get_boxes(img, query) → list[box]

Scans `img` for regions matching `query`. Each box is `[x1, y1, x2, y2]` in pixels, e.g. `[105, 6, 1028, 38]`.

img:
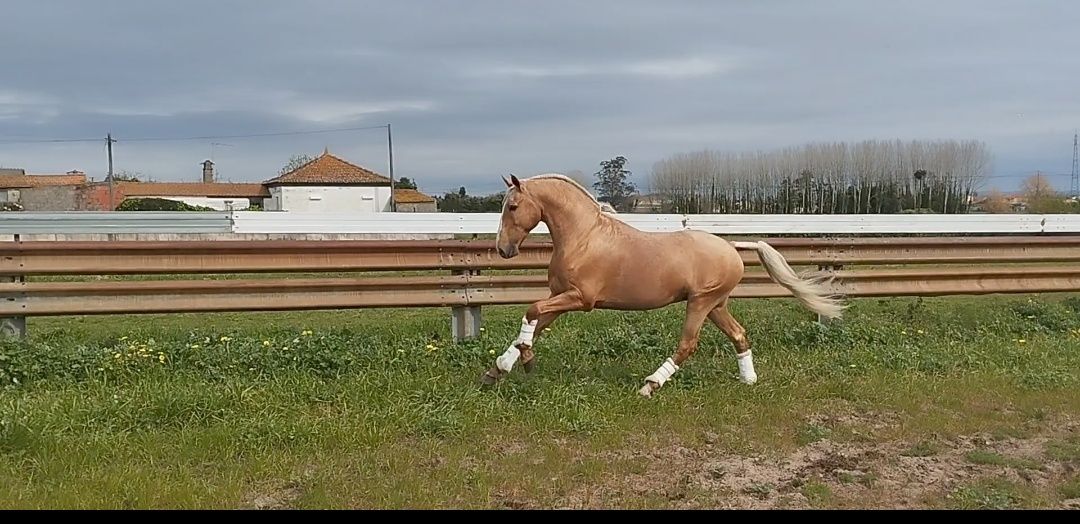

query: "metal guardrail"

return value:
[0, 236, 1079, 339]
[4, 267, 1078, 318]
[2, 211, 1080, 235]
[0, 212, 232, 234]
[1, 236, 1079, 275]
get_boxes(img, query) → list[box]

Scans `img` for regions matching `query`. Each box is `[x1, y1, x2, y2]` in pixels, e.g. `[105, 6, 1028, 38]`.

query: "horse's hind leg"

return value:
[708, 303, 757, 385]
[639, 296, 717, 397]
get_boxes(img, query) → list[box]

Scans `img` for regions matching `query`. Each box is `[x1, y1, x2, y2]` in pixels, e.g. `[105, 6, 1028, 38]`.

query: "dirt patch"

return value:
[549, 414, 1079, 509]
[243, 464, 317, 510]
[246, 481, 305, 510]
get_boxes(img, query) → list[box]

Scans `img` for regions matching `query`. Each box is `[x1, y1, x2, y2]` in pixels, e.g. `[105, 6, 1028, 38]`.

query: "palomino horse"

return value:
[481, 174, 845, 397]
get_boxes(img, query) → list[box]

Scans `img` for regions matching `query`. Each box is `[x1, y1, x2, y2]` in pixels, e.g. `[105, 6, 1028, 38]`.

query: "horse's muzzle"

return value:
[497, 245, 518, 259]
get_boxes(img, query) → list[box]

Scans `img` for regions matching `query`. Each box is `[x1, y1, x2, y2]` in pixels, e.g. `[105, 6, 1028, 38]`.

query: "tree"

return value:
[1022, 172, 1078, 213]
[279, 154, 314, 175]
[980, 189, 1012, 214]
[593, 156, 637, 212]
[396, 177, 417, 189]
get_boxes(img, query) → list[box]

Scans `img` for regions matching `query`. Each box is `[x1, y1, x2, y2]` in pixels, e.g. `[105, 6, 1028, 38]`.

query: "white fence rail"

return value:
[1, 211, 1079, 235]
[230, 211, 1080, 235]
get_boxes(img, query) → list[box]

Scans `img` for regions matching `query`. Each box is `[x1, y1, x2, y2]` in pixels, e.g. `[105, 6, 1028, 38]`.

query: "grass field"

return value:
[1, 292, 1079, 509]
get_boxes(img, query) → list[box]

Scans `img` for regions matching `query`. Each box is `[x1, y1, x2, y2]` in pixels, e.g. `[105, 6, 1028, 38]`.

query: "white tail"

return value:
[731, 240, 846, 320]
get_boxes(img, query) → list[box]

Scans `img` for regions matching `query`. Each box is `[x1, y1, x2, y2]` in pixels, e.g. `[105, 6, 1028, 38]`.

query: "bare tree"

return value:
[648, 139, 990, 215]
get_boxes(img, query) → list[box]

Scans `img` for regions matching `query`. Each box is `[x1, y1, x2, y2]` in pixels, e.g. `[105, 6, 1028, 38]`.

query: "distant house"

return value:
[81, 181, 270, 211]
[0, 149, 438, 212]
[393, 188, 437, 212]
[263, 149, 396, 212]
[0, 169, 88, 210]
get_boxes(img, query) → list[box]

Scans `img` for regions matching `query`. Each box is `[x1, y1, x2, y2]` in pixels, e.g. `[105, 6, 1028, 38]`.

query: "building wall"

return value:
[19, 186, 79, 211]
[268, 185, 391, 212]
[129, 195, 254, 211]
[396, 201, 437, 212]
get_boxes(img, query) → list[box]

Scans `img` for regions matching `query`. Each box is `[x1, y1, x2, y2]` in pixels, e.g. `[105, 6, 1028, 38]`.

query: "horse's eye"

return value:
[508, 204, 518, 211]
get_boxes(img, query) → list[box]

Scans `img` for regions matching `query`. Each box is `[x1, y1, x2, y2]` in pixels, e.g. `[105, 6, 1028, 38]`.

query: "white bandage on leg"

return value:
[644, 358, 680, 387]
[496, 344, 520, 373]
[515, 316, 538, 347]
[737, 350, 757, 384]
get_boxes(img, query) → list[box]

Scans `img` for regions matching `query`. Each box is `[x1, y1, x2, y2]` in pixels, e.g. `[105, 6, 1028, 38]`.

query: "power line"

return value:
[0, 137, 102, 144]
[0, 124, 390, 145]
[120, 124, 390, 143]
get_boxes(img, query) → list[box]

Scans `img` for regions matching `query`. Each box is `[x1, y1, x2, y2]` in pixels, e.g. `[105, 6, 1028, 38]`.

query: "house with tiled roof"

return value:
[0, 169, 88, 210]
[262, 148, 404, 212]
[1, 149, 437, 212]
[393, 188, 437, 212]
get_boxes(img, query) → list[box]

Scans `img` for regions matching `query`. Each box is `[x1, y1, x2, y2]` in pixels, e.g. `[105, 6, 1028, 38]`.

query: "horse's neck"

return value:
[532, 183, 604, 252]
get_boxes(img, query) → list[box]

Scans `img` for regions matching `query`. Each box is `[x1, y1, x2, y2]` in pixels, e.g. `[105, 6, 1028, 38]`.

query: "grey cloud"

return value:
[1, 0, 1078, 196]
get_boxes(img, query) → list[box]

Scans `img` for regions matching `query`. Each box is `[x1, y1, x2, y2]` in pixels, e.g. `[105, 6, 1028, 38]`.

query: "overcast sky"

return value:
[1, 0, 1078, 195]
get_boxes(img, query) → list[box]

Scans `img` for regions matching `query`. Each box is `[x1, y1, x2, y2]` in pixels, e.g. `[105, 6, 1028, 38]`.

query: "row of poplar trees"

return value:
[648, 139, 991, 214]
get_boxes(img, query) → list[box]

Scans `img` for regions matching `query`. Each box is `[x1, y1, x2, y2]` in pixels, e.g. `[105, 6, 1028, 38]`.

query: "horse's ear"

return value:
[502, 175, 512, 188]
[510, 174, 523, 191]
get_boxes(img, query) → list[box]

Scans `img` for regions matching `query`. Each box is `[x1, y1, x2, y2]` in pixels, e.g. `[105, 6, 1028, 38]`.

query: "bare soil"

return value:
[546, 412, 1080, 509]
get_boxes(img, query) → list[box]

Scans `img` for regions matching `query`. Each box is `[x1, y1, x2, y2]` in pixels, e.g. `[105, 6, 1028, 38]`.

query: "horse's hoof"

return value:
[523, 359, 536, 374]
[739, 374, 758, 385]
[480, 369, 502, 386]
[638, 383, 655, 398]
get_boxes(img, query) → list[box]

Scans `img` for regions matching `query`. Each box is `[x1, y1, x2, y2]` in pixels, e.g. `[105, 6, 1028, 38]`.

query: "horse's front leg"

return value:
[520, 311, 563, 373]
[480, 291, 588, 385]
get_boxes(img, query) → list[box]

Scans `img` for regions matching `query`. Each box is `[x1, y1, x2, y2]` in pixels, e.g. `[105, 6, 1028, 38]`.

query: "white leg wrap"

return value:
[737, 350, 757, 384]
[644, 358, 679, 387]
[496, 345, 520, 372]
[515, 316, 537, 347]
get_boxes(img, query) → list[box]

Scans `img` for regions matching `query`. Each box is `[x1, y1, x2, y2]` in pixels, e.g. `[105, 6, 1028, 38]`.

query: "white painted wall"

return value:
[265, 185, 391, 212]
[138, 195, 253, 211]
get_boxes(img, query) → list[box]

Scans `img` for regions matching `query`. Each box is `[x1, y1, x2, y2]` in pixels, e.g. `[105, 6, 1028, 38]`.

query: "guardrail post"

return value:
[451, 269, 482, 342]
[1, 234, 25, 338]
[816, 264, 842, 326]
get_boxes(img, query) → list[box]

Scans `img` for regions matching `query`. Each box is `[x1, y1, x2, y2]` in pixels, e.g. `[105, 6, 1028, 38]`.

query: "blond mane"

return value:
[524, 173, 618, 213]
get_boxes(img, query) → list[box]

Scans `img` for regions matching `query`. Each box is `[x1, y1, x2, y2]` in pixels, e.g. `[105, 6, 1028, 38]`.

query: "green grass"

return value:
[0, 293, 1079, 509]
[965, 450, 1042, 470]
[945, 478, 1037, 509]
[901, 441, 941, 457]
[801, 480, 833, 507]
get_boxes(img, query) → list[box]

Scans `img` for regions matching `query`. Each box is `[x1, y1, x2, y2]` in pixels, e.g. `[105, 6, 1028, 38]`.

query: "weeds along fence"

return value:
[2, 212, 1080, 339]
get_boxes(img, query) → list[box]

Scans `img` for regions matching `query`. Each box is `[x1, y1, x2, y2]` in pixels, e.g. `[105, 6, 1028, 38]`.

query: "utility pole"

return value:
[1071, 131, 1078, 199]
[106, 133, 116, 210]
[387, 123, 396, 211]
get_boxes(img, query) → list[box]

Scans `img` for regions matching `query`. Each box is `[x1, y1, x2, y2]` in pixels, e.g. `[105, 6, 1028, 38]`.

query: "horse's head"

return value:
[496, 174, 542, 259]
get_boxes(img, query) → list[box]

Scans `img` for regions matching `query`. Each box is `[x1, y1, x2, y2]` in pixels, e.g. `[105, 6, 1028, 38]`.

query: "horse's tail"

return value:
[731, 240, 846, 320]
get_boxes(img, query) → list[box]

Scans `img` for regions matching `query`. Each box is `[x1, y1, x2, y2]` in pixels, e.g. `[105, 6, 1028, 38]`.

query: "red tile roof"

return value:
[264, 149, 390, 186]
[0, 172, 87, 188]
[394, 188, 436, 203]
[114, 182, 271, 198]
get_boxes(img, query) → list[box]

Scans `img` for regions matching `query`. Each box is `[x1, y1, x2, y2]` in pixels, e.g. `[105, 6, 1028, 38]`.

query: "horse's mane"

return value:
[525, 173, 618, 214]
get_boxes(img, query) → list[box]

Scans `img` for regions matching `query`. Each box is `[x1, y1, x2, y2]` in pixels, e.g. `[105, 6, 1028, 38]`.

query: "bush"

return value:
[115, 198, 216, 212]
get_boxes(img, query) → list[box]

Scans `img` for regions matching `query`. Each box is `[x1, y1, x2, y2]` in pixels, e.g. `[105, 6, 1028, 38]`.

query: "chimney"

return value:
[201, 160, 214, 183]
